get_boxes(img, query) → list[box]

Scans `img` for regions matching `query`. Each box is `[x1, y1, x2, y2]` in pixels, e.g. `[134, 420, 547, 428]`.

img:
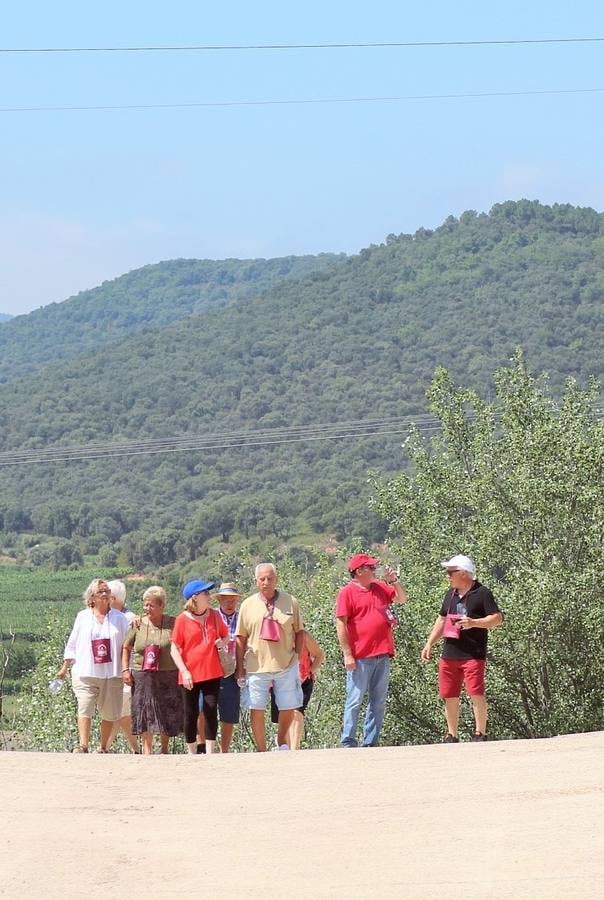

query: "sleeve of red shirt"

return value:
[335, 585, 350, 617]
[380, 581, 396, 603]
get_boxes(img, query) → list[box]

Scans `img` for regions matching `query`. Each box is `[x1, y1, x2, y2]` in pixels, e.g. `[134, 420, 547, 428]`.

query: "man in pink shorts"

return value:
[421, 555, 502, 742]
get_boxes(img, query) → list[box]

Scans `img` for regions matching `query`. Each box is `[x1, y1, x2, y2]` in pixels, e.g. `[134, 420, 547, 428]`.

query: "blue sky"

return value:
[1, 1, 603, 315]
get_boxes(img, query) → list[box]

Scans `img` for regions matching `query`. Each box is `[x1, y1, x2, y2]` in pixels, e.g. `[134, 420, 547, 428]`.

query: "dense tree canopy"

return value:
[1, 200, 603, 561]
[373, 352, 604, 740]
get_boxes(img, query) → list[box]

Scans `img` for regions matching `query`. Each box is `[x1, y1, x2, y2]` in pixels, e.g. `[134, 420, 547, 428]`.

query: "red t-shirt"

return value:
[171, 610, 228, 684]
[335, 580, 397, 659]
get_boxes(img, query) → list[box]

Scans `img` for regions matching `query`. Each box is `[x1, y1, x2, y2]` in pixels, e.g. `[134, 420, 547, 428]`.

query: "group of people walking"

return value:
[55, 553, 502, 753]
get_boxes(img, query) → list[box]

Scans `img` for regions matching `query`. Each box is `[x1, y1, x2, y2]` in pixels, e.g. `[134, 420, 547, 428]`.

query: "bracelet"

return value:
[388, 579, 399, 585]
[121, 668, 130, 673]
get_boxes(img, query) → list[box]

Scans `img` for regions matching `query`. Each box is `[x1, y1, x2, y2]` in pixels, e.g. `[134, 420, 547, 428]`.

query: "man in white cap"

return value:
[421, 554, 502, 742]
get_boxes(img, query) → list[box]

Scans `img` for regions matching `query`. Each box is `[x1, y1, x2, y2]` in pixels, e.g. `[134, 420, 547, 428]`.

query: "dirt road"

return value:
[2, 731, 603, 899]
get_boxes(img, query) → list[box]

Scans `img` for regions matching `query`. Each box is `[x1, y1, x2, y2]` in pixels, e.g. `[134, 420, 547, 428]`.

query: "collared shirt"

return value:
[236, 590, 303, 674]
[439, 580, 501, 660]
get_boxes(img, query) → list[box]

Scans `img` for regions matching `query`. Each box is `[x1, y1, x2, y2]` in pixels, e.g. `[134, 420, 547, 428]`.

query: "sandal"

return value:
[73, 746, 89, 753]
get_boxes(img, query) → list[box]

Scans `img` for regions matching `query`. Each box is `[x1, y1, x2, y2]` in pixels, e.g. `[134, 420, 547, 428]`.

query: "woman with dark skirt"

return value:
[121, 586, 182, 754]
[170, 578, 228, 755]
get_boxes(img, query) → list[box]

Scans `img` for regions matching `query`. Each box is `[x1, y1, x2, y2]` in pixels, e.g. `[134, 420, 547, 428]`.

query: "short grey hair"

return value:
[255, 562, 277, 578]
[107, 579, 127, 604]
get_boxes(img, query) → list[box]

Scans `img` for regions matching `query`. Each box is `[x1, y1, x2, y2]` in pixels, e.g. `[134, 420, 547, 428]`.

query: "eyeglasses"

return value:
[445, 570, 460, 576]
[96, 588, 111, 595]
[358, 564, 376, 572]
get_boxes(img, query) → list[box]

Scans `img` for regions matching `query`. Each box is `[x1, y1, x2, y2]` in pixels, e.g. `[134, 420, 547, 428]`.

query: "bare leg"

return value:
[119, 716, 139, 752]
[277, 709, 295, 747]
[77, 716, 92, 750]
[286, 711, 305, 750]
[220, 723, 235, 753]
[100, 719, 114, 751]
[470, 695, 488, 734]
[160, 734, 170, 754]
[141, 732, 154, 755]
[444, 698, 460, 737]
[250, 709, 268, 751]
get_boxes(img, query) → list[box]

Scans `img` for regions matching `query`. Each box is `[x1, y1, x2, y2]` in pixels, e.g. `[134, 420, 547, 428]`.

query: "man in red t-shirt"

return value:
[335, 554, 408, 747]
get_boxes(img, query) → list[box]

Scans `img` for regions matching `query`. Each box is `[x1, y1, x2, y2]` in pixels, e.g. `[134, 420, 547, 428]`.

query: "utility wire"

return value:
[0, 414, 442, 459]
[1, 409, 600, 467]
[0, 416, 445, 467]
[1, 37, 604, 53]
[2, 86, 603, 114]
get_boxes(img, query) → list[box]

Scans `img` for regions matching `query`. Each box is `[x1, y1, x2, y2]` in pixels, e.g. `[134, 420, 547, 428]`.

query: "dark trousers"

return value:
[182, 678, 221, 743]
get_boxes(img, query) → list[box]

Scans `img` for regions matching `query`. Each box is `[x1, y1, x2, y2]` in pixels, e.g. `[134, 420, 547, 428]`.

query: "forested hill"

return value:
[0, 254, 341, 383]
[1, 200, 603, 564]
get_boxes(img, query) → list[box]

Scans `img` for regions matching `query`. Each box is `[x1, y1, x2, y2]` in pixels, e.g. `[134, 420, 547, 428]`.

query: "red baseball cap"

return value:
[347, 553, 380, 573]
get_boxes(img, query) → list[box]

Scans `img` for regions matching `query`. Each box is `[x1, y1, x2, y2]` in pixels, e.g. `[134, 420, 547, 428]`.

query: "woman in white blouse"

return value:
[56, 578, 130, 753]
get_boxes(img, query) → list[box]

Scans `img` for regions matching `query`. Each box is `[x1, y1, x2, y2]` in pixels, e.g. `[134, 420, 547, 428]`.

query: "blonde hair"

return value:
[183, 597, 198, 614]
[142, 585, 166, 607]
[83, 578, 108, 608]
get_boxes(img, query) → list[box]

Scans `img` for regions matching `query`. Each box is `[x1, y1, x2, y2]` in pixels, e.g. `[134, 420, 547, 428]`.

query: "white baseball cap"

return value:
[440, 554, 476, 575]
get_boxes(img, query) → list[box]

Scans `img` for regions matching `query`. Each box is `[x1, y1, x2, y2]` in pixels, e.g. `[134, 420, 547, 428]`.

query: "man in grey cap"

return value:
[421, 554, 502, 742]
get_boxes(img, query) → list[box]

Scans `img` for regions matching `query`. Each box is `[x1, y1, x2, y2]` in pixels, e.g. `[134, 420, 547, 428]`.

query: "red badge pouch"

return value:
[141, 618, 163, 672]
[383, 605, 398, 629]
[442, 595, 462, 639]
[142, 644, 161, 671]
[260, 615, 281, 642]
[91, 637, 112, 663]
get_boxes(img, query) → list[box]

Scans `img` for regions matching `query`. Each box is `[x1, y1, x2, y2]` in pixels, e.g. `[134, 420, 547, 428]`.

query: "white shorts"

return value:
[72, 674, 124, 721]
[246, 660, 303, 711]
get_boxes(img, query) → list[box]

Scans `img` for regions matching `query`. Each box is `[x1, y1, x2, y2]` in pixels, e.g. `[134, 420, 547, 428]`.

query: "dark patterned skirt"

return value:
[131, 669, 183, 737]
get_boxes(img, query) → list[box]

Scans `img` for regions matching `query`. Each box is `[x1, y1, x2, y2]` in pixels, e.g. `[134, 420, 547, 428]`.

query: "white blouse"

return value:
[64, 608, 129, 679]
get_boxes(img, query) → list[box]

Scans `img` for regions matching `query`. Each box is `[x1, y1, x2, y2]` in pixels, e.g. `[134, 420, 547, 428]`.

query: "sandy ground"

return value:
[1, 731, 603, 900]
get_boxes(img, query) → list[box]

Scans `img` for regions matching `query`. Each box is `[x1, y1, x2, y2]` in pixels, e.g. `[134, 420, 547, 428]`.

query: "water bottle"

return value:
[238, 679, 250, 710]
[48, 678, 64, 695]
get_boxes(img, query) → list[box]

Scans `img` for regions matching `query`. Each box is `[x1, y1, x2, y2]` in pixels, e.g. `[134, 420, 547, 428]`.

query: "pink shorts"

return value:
[439, 658, 486, 698]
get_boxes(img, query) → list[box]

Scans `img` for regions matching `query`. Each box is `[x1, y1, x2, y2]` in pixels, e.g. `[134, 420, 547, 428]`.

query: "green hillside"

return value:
[0, 254, 341, 383]
[1, 200, 602, 565]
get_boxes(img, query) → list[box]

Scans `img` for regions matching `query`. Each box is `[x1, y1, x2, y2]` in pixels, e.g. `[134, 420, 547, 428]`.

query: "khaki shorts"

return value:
[121, 684, 132, 718]
[72, 674, 124, 721]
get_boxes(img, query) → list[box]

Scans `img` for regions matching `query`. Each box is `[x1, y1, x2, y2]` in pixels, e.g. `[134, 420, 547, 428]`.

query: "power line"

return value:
[1, 37, 604, 53]
[0, 416, 443, 467]
[0, 415, 438, 460]
[1, 408, 600, 467]
[2, 86, 603, 114]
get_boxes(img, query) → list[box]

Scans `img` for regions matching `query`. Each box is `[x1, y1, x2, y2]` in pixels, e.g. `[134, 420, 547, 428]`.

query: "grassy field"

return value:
[0, 565, 157, 708]
[0, 566, 116, 636]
